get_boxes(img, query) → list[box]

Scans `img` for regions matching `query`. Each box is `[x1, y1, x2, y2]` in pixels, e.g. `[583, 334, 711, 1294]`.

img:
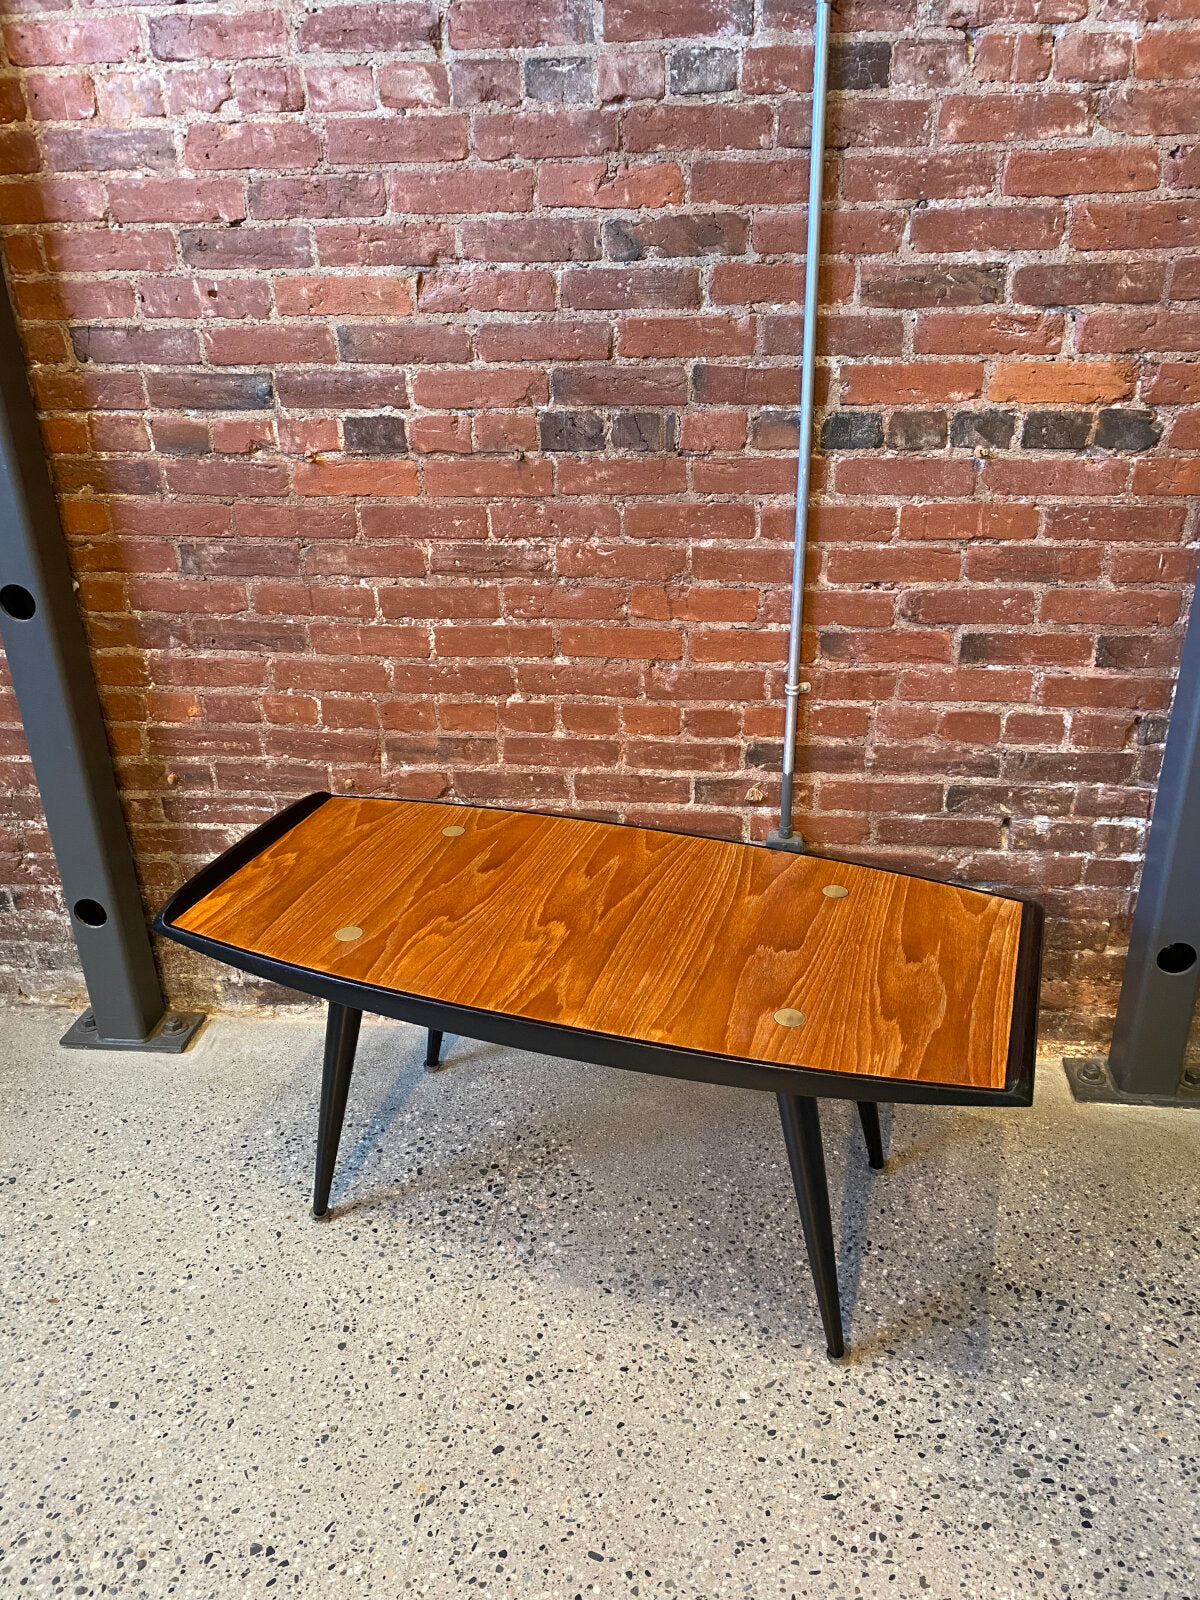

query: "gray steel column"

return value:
[0, 277, 201, 1048]
[1106, 588, 1200, 1096]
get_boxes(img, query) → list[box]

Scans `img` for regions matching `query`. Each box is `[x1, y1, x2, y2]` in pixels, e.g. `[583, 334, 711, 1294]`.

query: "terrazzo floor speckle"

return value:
[1, 1008, 1197, 1599]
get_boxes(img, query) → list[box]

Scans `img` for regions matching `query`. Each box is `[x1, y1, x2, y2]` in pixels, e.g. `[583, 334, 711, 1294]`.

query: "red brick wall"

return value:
[0, 0, 1196, 1033]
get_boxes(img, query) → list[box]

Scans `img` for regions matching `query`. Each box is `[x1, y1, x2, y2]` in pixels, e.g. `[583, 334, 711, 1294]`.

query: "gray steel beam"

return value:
[1103, 586, 1200, 1098]
[0, 278, 201, 1049]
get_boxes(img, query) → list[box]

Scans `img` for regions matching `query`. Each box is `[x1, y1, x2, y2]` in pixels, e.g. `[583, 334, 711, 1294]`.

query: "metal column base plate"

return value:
[1063, 1056, 1200, 1108]
[765, 828, 807, 854]
[60, 1008, 206, 1053]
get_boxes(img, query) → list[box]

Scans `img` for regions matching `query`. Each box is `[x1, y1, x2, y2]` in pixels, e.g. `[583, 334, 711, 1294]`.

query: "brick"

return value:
[1055, 32, 1132, 82]
[412, 367, 548, 408]
[474, 110, 618, 161]
[109, 179, 245, 225]
[1072, 201, 1200, 251]
[1145, 364, 1200, 404]
[275, 275, 414, 317]
[460, 218, 599, 262]
[916, 311, 1063, 356]
[4, 18, 141, 67]
[625, 105, 772, 152]
[910, 204, 1065, 253]
[448, 0, 592, 49]
[327, 116, 469, 165]
[294, 460, 419, 497]
[275, 370, 409, 408]
[524, 56, 595, 103]
[562, 266, 700, 309]
[899, 503, 1038, 542]
[451, 57, 523, 106]
[938, 93, 1090, 142]
[233, 65, 305, 114]
[670, 46, 739, 95]
[1104, 84, 1200, 134]
[1003, 146, 1160, 196]
[861, 263, 1006, 309]
[598, 52, 666, 102]
[553, 365, 685, 406]
[842, 151, 996, 202]
[1021, 410, 1093, 450]
[538, 161, 683, 209]
[1077, 309, 1200, 354]
[561, 625, 683, 660]
[249, 174, 386, 220]
[949, 408, 1017, 449]
[203, 326, 337, 365]
[393, 168, 535, 215]
[424, 459, 553, 497]
[605, 212, 748, 261]
[602, 0, 752, 42]
[185, 121, 320, 171]
[1013, 262, 1166, 306]
[24, 73, 96, 122]
[336, 325, 468, 361]
[841, 362, 984, 405]
[975, 31, 1053, 82]
[0, 180, 100, 225]
[690, 157, 812, 205]
[416, 269, 556, 312]
[149, 11, 287, 62]
[298, 3, 437, 51]
[477, 321, 610, 361]
[989, 360, 1135, 404]
[42, 130, 175, 174]
[820, 411, 884, 450]
[887, 410, 948, 451]
[540, 410, 604, 451]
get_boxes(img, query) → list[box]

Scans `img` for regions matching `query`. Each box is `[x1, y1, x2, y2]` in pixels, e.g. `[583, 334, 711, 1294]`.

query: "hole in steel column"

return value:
[73, 898, 108, 927]
[1156, 943, 1198, 974]
[0, 584, 36, 619]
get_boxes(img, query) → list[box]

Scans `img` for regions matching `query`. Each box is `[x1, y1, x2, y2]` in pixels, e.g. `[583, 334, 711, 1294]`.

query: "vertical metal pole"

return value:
[769, 0, 834, 852]
[1106, 590, 1200, 1097]
[0, 278, 202, 1049]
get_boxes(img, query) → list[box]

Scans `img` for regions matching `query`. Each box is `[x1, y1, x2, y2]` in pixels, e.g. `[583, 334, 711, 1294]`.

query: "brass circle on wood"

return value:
[774, 1007, 806, 1029]
[442, 824, 466, 837]
[334, 925, 363, 942]
[823, 884, 849, 899]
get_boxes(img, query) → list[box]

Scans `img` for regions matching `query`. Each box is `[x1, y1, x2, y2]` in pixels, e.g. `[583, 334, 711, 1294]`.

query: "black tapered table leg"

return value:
[777, 1094, 845, 1359]
[313, 1002, 362, 1218]
[424, 1028, 443, 1070]
[857, 1100, 886, 1169]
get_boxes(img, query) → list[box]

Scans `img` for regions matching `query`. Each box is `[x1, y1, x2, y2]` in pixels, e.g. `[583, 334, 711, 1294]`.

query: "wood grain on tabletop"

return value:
[173, 797, 1023, 1089]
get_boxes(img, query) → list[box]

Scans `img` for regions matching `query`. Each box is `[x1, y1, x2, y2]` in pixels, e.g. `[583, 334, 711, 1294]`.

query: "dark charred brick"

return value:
[539, 409, 604, 451]
[669, 48, 738, 95]
[612, 410, 675, 451]
[830, 40, 892, 90]
[887, 410, 947, 451]
[1094, 408, 1161, 452]
[950, 408, 1017, 449]
[820, 410, 884, 450]
[523, 56, 594, 104]
[1022, 410, 1093, 450]
[344, 414, 408, 454]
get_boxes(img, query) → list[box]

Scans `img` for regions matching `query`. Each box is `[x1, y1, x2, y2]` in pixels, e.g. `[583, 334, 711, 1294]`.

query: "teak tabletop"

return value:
[170, 796, 1025, 1091]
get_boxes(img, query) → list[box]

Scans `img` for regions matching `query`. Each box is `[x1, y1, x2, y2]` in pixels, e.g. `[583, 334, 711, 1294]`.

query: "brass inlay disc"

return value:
[823, 884, 849, 899]
[442, 824, 466, 837]
[774, 1008, 806, 1029]
[334, 925, 363, 942]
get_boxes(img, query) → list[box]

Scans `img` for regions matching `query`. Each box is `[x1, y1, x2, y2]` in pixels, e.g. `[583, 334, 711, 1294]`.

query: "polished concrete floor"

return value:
[0, 1007, 1197, 1599]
